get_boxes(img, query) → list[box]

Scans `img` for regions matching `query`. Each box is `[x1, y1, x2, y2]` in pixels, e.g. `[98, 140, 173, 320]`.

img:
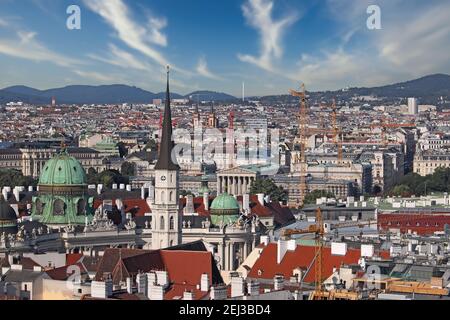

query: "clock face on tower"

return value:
[161, 176, 167, 181]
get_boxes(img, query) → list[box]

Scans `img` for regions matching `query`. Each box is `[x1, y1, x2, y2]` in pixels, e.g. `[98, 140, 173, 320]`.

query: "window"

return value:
[77, 199, 86, 216]
[53, 199, 65, 216]
[169, 216, 175, 230]
[35, 199, 43, 215]
[170, 191, 174, 202]
[160, 216, 165, 230]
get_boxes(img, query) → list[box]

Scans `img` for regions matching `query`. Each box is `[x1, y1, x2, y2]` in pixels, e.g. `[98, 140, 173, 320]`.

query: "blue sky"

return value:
[0, 0, 449, 96]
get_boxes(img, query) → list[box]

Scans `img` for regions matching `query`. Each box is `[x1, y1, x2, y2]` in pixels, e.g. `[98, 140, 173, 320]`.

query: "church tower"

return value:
[193, 104, 201, 128]
[151, 66, 181, 249]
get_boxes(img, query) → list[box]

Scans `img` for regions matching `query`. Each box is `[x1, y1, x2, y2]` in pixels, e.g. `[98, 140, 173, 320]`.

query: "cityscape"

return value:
[1, 0, 450, 307]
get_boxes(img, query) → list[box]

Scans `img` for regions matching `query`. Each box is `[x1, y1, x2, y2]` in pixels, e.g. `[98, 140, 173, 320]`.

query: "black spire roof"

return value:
[155, 66, 180, 171]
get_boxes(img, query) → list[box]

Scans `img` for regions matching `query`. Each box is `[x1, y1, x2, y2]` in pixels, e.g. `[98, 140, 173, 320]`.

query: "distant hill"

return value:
[184, 91, 237, 102]
[348, 74, 450, 98]
[257, 74, 450, 105]
[1, 74, 448, 105]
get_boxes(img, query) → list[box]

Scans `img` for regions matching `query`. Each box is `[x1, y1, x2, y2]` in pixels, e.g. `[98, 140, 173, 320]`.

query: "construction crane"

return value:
[331, 100, 343, 164]
[290, 84, 308, 207]
[281, 208, 325, 299]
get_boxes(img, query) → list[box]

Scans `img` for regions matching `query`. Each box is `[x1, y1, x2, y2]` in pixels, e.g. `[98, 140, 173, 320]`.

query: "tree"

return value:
[250, 178, 288, 202]
[303, 190, 335, 205]
[390, 168, 450, 196]
[117, 142, 128, 158]
[0, 169, 37, 189]
[145, 138, 158, 151]
[390, 185, 412, 197]
[121, 162, 136, 177]
[86, 169, 129, 188]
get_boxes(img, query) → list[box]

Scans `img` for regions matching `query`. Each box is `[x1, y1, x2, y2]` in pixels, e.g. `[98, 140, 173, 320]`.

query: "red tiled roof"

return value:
[248, 243, 389, 283]
[378, 214, 450, 235]
[164, 284, 209, 300]
[93, 199, 151, 217]
[45, 263, 88, 281]
[161, 250, 215, 287]
[66, 253, 83, 266]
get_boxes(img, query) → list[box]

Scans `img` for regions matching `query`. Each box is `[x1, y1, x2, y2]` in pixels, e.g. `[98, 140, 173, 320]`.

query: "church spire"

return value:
[155, 66, 179, 171]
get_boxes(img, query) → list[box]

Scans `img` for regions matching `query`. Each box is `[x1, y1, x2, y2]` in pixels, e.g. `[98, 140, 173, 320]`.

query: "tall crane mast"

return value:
[331, 100, 343, 164]
[290, 84, 308, 207]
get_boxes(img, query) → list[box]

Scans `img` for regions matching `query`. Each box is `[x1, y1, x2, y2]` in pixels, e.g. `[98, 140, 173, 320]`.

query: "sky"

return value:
[0, 0, 449, 96]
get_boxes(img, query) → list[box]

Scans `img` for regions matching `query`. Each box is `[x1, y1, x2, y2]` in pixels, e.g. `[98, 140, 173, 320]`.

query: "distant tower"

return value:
[51, 96, 56, 108]
[226, 109, 235, 169]
[193, 104, 201, 128]
[208, 103, 218, 128]
[408, 97, 418, 115]
[151, 66, 181, 250]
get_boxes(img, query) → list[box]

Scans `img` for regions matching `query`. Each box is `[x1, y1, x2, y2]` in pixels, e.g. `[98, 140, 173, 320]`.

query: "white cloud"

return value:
[73, 70, 117, 83]
[196, 56, 223, 81]
[238, 0, 298, 72]
[291, 0, 450, 90]
[377, 2, 450, 76]
[83, 0, 169, 68]
[147, 17, 168, 47]
[88, 44, 154, 72]
[0, 30, 82, 67]
[291, 49, 394, 90]
[0, 18, 8, 27]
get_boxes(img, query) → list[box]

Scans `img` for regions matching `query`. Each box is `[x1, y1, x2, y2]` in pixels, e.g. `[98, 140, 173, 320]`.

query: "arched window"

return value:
[160, 216, 165, 230]
[169, 216, 175, 230]
[35, 199, 43, 215]
[77, 199, 86, 216]
[53, 199, 65, 216]
[169, 191, 174, 202]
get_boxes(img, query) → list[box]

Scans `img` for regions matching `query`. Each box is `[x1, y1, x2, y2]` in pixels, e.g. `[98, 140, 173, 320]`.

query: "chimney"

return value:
[126, 277, 133, 294]
[126, 185, 132, 192]
[137, 272, 148, 295]
[155, 270, 169, 289]
[210, 285, 227, 300]
[183, 290, 195, 300]
[13, 188, 20, 202]
[147, 272, 157, 286]
[115, 199, 124, 211]
[203, 192, 209, 211]
[200, 273, 209, 292]
[148, 284, 164, 301]
[243, 194, 250, 212]
[2, 188, 8, 200]
[91, 277, 113, 299]
[277, 239, 288, 264]
[119, 184, 125, 190]
[112, 184, 118, 190]
[247, 281, 260, 296]
[274, 275, 284, 291]
[257, 193, 265, 206]
[260, 235, 270, 246]
[231, 276, 245, 298]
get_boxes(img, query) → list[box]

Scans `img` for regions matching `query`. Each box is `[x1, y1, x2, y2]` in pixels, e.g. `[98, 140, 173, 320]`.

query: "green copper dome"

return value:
[210, 193, 240, 226]
[32, 149, 93, 226]
[39, 150, 87, 186]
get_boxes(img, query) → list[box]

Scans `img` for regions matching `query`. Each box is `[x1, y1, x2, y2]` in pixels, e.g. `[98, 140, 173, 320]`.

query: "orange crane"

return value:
[290, 84, 308, 207]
